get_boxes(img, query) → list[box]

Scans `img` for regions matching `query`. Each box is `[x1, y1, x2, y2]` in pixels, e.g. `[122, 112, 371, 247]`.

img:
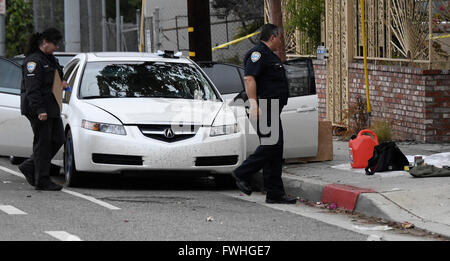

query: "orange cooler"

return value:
[349, 129, 379, 168]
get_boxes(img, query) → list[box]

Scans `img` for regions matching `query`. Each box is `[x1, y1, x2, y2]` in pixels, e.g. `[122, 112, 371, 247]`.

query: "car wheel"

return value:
[64, 130, 82, 187]
[9, 156, 27, 165]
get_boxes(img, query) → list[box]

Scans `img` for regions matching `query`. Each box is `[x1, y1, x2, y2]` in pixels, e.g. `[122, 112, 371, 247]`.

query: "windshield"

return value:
[80, 61, 219, 101]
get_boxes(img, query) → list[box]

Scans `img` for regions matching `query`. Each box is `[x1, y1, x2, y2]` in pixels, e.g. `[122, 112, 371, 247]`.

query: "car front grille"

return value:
[92, 154, 143, 166]
[138, 124, 201, 143]
[195, 156, 239, 166]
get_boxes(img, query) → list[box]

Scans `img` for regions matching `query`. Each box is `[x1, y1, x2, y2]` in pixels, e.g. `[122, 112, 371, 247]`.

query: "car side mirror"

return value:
[233, 90, 248, 103]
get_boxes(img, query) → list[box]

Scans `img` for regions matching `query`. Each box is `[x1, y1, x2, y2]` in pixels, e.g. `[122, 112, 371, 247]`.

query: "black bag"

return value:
[365, 142, 409, 175]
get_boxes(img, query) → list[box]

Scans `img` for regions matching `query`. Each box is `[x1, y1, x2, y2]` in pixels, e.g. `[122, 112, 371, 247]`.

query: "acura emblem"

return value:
[164, 128, 175, 139]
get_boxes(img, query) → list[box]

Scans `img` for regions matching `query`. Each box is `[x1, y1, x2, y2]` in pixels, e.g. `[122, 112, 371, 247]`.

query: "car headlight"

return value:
[210, 124, 239, 137]
[81, 120, 127, 135]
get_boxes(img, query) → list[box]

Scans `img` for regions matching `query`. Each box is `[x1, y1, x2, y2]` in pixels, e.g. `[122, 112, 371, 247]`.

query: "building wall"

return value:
[313, 60, 450, 142]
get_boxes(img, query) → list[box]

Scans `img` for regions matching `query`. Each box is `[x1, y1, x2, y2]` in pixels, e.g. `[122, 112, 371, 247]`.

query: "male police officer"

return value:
[231, 24, 297, 204]
[19, 28, 68, 191]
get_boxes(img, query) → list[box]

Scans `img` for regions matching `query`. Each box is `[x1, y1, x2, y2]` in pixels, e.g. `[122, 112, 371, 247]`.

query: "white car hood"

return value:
[84, 98, 223, 126]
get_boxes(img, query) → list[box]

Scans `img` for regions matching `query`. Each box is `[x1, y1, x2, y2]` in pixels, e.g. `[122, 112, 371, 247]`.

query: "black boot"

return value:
[18, 164, 35, 186]
[35, 178, 63, 191]
[266, 195, 297, 204]
[231, 172, 252, 196]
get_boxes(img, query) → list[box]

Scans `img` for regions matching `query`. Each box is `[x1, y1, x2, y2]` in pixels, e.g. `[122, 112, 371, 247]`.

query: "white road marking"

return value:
[0, 166, 120, 210]
[0, 205, 27, 215]
[0, 166, 23, 179]
[45, 231, 82, 241]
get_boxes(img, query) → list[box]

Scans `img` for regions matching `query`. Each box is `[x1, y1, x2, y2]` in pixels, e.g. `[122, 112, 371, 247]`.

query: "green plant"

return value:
[372, 120, 393, 143]
[285, 0, 325, 50]
[340, 96, 370, 140]
[5, 0, 34, 57]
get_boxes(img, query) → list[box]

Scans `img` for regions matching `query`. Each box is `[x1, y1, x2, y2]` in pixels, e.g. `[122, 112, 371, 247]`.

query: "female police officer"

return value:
[18, 28, 68, 191]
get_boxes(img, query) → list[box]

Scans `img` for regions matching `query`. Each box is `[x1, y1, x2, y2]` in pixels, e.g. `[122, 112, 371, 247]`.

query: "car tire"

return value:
[213, 174, 235, 189]
[9, 156, 27, 165]
[50, 164, 62, 176]
[64, 130, 83, 187]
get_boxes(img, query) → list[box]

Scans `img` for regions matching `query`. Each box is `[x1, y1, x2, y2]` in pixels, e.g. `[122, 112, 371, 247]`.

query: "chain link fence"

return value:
[144, 1, 263, 66]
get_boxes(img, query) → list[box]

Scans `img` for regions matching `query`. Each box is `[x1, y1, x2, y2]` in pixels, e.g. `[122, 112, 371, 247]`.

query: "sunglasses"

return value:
[48, 40, 64, 47]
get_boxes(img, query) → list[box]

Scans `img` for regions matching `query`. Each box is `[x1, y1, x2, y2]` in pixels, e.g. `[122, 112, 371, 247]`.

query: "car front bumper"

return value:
[71, 125, 245, 174]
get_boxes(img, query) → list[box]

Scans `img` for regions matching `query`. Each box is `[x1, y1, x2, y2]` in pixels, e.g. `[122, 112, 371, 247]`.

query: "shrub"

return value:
[340, 96, 370, 140]
[372, 120, 393, 143]
[5, 0, 34, 57]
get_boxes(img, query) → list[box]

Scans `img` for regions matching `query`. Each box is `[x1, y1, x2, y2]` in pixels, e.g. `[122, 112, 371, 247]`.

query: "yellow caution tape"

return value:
[429, 34, 450, 40]
[212, 31, 261, 51]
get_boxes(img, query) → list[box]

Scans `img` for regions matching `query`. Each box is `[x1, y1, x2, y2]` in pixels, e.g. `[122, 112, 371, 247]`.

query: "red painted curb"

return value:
[321, 184, 375, 211]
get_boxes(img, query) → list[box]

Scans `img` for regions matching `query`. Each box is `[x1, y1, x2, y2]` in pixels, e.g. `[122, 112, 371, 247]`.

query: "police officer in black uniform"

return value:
[18, 28, 68, 191]
[231, 24, 297, 204]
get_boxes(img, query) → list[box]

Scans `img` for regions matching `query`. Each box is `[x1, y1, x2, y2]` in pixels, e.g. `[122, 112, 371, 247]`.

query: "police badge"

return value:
[251, 52, 261, 63]
[27, 62, 37, 73]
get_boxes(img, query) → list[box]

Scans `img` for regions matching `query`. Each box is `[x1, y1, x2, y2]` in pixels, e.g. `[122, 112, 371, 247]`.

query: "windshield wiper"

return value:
[82, 96, 116, 99]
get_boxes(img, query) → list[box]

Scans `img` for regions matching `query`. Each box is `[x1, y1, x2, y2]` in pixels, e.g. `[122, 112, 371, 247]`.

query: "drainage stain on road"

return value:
[99, 196, 195, 204]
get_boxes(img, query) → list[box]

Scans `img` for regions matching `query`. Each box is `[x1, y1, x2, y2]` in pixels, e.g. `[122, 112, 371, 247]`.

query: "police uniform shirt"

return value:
[244, 41, 289, 106]
[21, 50, 64, 118]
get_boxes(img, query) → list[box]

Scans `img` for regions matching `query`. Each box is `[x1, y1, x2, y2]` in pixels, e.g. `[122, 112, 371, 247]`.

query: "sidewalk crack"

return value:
[377, 192, 428, 222]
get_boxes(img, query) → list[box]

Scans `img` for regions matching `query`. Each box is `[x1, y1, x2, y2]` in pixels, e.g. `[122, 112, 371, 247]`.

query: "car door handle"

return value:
[296, 107, 317, 113]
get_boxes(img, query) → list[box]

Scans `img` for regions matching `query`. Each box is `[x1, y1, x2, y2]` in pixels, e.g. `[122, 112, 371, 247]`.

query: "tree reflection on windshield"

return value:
[80, 62, 218, 101]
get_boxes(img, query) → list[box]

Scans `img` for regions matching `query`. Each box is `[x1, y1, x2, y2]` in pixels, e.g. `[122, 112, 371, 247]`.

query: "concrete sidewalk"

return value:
[253, 140, 450, 238]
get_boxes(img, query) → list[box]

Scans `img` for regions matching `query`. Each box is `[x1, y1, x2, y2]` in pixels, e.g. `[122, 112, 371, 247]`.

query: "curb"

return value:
[251, 172, 450, 238]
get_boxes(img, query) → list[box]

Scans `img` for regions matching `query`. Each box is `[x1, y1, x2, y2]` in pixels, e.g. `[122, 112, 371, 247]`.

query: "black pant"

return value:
[234, 100, 285, 199]
[21, 115, 65, 185]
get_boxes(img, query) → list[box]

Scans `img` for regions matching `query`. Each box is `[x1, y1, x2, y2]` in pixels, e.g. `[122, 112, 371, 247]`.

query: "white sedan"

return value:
[0, 53, 246, 186]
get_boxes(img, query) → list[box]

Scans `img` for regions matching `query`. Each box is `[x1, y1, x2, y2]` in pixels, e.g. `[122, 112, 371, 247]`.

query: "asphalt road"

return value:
[0, 155, 428, 243]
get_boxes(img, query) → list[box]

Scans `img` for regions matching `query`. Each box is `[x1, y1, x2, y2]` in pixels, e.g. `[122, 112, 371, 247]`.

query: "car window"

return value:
[63, 64, 80, 104]
[284, 59, 316, 97]
[64, 60, 79, 80]
[199, 63, 244, 95]
[56, 55, 76, 67]
[0, 58, 22, 95]
[79, 62, 219, 101]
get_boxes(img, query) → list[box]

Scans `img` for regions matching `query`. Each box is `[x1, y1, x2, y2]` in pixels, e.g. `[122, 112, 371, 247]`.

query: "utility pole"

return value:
[187, 0, 212, 62]
[116, 0, 121, 51]
[0, 0, 5, 56]
[102, 0, 107, 51]
[64, 0, 81, 52]
[33, 0, 39, 32]
[144, 0, 153, 52]
[153, 7, 160, 51]
[268, 0, 286, 62]
[87, 0, 94, 52]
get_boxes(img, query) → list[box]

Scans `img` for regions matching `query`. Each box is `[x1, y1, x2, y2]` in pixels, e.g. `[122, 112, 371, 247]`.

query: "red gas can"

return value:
[349, 129, 379, 168]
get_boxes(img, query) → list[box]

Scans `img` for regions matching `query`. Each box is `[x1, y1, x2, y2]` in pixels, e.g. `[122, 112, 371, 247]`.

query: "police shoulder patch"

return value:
[27, 62, 37, 73]
[251, 51, 261, 63]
